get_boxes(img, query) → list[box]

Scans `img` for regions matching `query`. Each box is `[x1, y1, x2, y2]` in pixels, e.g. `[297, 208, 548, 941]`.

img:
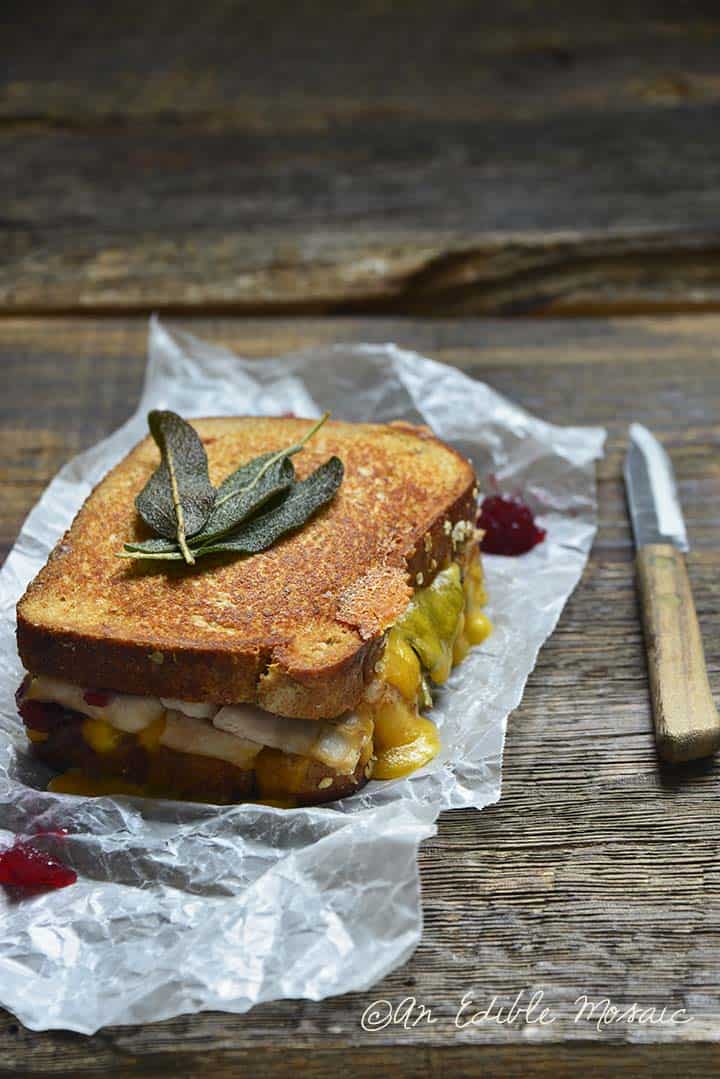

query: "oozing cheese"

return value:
[363, 547, 491, 779]
[372, 716, 441, 780]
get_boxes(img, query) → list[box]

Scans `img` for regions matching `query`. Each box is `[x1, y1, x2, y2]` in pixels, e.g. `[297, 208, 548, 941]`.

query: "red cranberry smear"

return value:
[0, 840, 76, 890]
[83, 689, 112, 707]
[478, 494, 546, 556]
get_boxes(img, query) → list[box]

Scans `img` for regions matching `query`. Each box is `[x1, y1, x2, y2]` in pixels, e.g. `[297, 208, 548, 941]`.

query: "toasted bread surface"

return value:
[17, 417, 477, 717]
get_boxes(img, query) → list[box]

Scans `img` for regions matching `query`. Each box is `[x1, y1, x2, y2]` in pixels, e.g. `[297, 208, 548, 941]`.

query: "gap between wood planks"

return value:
[3, 232, 720, 320]
[5, 301, 720, 321]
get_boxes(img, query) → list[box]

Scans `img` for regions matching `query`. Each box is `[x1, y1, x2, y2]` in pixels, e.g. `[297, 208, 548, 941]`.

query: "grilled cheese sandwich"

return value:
[16, 416, 491, 806]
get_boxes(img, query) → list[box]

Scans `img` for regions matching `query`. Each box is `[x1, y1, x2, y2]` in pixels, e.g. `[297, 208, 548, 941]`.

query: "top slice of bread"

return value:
[17, 417, 477, 719]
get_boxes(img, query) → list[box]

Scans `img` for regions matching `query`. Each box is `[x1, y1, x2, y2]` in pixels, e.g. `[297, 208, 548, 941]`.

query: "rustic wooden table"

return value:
[3, 3, 720, 1076]
[2, 317, 720, 1077]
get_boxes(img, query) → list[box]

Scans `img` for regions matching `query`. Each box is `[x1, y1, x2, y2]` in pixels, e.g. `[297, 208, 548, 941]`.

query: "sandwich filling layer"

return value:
[18, 547, 490, 805]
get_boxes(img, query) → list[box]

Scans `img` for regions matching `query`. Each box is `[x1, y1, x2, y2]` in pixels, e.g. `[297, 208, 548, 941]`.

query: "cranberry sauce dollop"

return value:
[0, 838, 76, 890]
[478, 494, 546, 557]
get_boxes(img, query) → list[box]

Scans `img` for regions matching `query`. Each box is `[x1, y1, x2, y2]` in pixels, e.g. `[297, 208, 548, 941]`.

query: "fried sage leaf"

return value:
[121, 457, 343, 561]
[194, 412, 330, 543]
[135, 411, 216, 564]
[123, 455, 294, 557]
[191, 453, 295, 547]
[196, 456, 343, 557]
[121, 536, 180, 556]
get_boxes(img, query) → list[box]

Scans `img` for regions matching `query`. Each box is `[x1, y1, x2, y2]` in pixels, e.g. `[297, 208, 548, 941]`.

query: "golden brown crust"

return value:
[336, 566, 413, 642]
[17, 416, 477, 717]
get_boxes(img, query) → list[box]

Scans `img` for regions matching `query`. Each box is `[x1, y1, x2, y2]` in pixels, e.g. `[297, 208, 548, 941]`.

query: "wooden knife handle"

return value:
[636, 543, 720, 763]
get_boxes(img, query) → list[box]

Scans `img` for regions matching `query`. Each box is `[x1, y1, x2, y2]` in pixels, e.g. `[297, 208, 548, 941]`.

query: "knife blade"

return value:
[624, 424, 720, 763]
[625, 423, 688, 552]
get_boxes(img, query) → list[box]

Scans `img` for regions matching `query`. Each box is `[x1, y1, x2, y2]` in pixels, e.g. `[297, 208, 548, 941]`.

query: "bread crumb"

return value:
[452, 520, 474, 547]
[416, 572, 424, 585]
[318, 777, 333, 789]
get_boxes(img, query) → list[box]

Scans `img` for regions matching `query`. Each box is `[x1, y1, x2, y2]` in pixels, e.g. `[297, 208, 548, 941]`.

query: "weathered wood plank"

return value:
[1, 315, 720, 1075]
[5, 3, 720, 129]
[3, 4, 720, 314]
[2, 1043, 720, 1079]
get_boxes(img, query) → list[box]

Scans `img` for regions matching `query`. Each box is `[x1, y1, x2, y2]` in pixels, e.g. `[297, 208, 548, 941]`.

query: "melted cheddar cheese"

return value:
[362, 546, 491, 780]
[82, 717, 124, 754]
[137, 715, 167, 751]
[49, 771, 148, 798]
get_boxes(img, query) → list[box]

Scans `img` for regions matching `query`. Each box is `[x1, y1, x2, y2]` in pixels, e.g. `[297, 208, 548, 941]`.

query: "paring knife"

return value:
[624, 423, 720, 763]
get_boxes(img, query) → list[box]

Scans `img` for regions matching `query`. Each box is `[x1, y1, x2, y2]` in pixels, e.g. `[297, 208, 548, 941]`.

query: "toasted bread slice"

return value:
[17, 417, 477, 718]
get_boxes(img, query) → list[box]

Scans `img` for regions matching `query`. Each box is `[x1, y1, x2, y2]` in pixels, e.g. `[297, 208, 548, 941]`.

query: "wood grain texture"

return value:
[3, 2, 720, 314]
[1, 315, 720, 1075]
[637, 543, 720, 762]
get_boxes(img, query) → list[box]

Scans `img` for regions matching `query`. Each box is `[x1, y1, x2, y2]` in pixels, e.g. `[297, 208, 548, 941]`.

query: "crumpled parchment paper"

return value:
[0, 319, 605, 1033]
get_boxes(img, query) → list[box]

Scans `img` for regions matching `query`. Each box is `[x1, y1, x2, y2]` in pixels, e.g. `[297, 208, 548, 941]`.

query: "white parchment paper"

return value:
[0, 319, 605, 1033]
